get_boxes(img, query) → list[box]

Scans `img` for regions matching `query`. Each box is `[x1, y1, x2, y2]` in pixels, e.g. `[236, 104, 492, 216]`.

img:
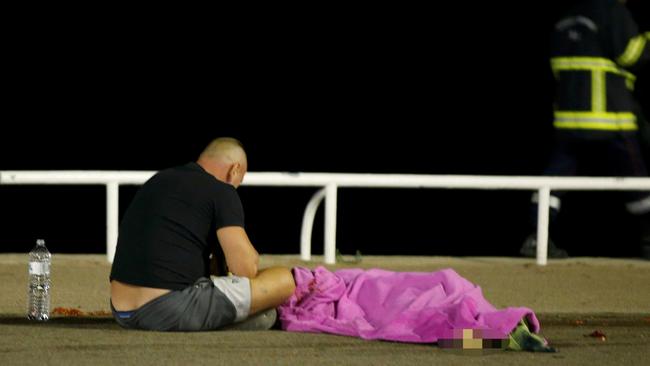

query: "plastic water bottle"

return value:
[27, 239, 51, 321]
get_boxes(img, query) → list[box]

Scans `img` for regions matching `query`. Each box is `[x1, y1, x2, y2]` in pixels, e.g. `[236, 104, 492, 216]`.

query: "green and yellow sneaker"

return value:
[508, 319, 556, 352]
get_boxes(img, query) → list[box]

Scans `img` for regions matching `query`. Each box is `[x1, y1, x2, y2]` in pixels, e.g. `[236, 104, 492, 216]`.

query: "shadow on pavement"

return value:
[0, 316, 119, 330]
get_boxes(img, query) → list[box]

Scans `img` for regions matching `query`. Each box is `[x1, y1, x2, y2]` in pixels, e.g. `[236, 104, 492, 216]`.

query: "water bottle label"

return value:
[29, 262, 50, 275]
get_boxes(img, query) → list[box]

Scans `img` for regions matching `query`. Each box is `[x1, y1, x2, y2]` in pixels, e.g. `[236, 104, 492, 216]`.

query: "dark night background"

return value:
[1, 1, 649, 258]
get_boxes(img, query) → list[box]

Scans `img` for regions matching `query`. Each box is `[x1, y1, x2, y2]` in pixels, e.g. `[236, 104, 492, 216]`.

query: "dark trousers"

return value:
[529, 130, 650, 232]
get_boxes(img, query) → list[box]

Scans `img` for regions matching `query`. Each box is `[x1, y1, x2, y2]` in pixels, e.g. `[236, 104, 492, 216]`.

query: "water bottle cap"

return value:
[36, 239, 45, 246]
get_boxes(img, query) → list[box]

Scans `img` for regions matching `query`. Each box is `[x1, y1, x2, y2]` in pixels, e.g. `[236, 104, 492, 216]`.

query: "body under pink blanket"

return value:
[278, 266, 539, 343]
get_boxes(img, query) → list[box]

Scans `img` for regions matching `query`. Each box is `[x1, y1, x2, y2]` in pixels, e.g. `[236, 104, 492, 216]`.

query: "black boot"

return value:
[642, 244, 650, 260]
[519, 234, 568, 259]
[638, 214, 650, 260]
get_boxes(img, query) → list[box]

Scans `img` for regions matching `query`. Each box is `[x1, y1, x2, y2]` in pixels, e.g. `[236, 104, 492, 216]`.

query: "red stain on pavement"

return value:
[52, 307, 111, 317]
[584, 330, 607, 341]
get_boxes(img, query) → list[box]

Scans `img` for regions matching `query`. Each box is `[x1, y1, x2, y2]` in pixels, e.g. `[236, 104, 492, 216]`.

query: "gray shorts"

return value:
[111, 276, 251, 331]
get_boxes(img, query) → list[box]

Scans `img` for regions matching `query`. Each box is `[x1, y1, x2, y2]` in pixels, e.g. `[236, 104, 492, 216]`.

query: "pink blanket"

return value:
[278, 266, 539, 343]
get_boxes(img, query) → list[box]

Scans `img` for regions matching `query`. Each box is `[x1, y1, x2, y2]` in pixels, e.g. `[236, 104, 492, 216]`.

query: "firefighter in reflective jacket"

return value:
[520, 0, 650, 259]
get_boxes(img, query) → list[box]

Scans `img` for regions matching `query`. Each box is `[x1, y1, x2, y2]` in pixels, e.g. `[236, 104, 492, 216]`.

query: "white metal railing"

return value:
[3, 171, 650, 265]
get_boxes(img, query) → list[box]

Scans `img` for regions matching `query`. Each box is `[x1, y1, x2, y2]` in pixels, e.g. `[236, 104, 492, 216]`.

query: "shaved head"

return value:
[199, 137, 247, 168]
[197, 137, 248, 188]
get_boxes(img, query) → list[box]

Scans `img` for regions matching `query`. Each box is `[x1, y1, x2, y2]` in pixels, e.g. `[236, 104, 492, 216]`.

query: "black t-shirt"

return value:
[109, 162, 245, 290]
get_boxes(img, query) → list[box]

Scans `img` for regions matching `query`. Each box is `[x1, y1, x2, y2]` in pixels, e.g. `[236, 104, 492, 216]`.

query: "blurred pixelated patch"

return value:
[437, 328, 509, 349]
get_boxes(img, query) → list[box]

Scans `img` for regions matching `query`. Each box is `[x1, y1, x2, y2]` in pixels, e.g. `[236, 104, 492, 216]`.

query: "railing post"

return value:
[300, 188, 327, 261]
[106, 182, 119, 263]
[324, 183, 338, 264]
[536, 186, 551, 266]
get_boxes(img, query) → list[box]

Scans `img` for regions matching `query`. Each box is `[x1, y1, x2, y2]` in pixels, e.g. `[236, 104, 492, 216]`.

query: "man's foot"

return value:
[519, 234, 568, 259]
[221, 308, 277, 331]
[508, 319, 556, 352]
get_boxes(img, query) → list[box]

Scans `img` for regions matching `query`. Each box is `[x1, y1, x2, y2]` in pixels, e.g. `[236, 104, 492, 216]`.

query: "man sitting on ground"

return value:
[110, 137, 295, 331]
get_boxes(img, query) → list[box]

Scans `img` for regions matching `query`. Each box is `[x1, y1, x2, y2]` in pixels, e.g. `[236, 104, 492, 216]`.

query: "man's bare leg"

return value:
[249, 267, 295, 315]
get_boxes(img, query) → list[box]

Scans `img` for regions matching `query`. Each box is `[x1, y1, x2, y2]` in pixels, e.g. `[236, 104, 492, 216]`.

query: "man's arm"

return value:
[216, 226, 259, 278]
[612, 3, 649, 71]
